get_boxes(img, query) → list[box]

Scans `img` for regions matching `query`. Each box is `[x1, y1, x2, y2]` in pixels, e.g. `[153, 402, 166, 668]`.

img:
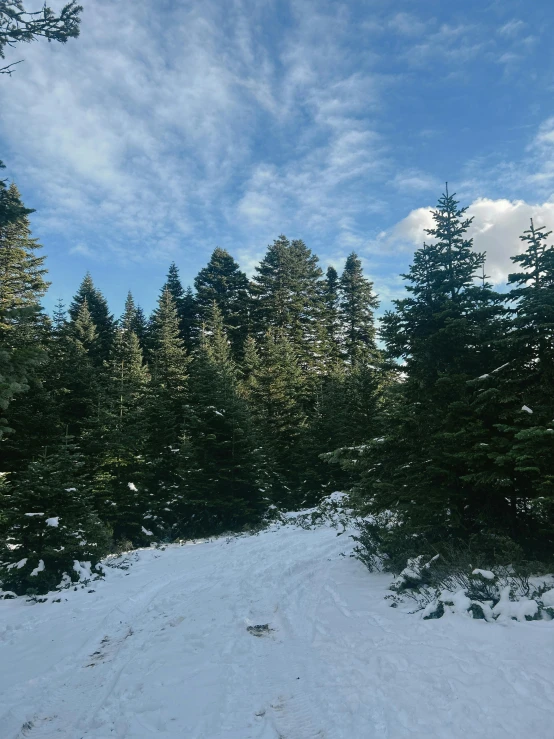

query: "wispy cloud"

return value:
[0, 0, 552, 313]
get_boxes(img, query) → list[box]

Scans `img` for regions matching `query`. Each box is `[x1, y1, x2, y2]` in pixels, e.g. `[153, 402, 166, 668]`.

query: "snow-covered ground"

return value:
[1, 520, 554, 738]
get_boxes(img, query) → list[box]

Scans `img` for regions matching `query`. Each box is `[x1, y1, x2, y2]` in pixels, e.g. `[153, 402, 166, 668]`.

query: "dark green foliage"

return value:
[69, 273, 115, 363]
[84, 322, 150, 544]
[121, 292, 148, 349]
[339, 253, 379, 364]
[347, 190, 554, 575]
[252, 236, 326, 372]
[242, 328, 310, 504]
[321, 266, 341, 362]
[2, 177, 553, 593]
[161, 263, 196, 350]
[0, 435, 110, 595]
[179, 304, 266, 536]
[141, 289, 190, 535]
[194, 248, 250, 361]
[0, 181, 49, 438]
[180, 286, 198, 353]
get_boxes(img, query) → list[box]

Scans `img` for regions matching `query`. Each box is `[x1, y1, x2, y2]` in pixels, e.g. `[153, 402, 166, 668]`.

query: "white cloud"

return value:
[379, 196, 554, 285]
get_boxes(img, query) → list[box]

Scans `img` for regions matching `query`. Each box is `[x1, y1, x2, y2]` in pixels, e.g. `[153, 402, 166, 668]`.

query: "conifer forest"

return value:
[4, 3, 554, 735]
[1, 175, 553, 595]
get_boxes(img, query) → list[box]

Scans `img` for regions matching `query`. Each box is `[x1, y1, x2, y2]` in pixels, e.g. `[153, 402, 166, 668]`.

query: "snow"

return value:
[472, 568, 495, 580]
[128, 482, 138, 492]
[542, 589, 554, 608]
[45, 517, 59, 528]
[73, 560, 92, 580]
[1, 522, 554, 738]
[7, 558, 28, 570]
[521, 405, 533, 414]
[29, 560, 45, 577]
[24, 513, 44, 517]
[492, 586, 539, 623]
[141, 526, 153, 536]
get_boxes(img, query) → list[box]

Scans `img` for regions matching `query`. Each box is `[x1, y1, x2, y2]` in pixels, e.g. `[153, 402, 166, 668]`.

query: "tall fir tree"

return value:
[121, 291, 148, 349]
[143, 289, 190, 533]
[69, 273, 114, 363]
[339, 253, 379, 364]
[457, 220, 554, 552]
[352, 188, 506, 554]
[321, 265, 341, 362]
[244, 328, 310, 503]
[179, 304, 266, 536]
[161, 263, 197, 352]
[194, 248, 250, 360]
[252, 235, 327, 382]
[0, 181, 49, 437]
[84, 321, 150, 544]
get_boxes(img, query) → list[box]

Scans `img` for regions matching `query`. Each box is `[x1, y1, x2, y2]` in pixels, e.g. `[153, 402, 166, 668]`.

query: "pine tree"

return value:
[0, 181, 49, 437]
[244, 328, 310, 503]
[321, 265, 341, 362]
[179, 304, 266, 536]
[142, 289, 190, 532]
[163, 262, 185, 310]
[180, 286, 197, 353]
[0, 433, 110, 595]
[194, 248, 250, 360]
[121, 291, 148, 348]
[84, 320, 150, 544]
[69, 273, 114, 363]
[339, 253, 379, 364]
[54, 300, 101, 434]
[457, 220, 554, 552]
[161, 263, 197, 352]
[252, 236, 327, 385]
[355, 188, 506, 552]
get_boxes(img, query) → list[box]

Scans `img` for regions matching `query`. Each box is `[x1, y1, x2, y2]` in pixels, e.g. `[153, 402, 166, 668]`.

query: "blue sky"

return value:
[2, 0, 554, 318]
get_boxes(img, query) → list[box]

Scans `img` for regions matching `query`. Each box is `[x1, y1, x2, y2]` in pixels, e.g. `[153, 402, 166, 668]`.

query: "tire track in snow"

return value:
[242, 532, 342, 739]
[8, 567, 203, 739]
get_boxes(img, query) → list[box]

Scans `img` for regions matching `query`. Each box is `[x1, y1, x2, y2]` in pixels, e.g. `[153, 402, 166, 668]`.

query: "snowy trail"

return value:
[1, 523, 554, 738]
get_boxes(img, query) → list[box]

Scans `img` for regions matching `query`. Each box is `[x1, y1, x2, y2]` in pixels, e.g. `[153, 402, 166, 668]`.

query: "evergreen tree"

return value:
[163, 262, 185, 310]
[321, 265, 341, 362]
[339, 253, 379, 364]
[245, 328, 309, 503]
[179, 304, 266, 536]
[354, 188, 506, 551]
[161, 263, 197, 352]
[84, 320, 150, 544]
[252, 235, 327, 382]
[0, 434, 110, 595]
[142, 289, 190, 532]
[0, 180, 49, 437]
[194, 248, 250, 360]
[180, 286, 198, 353]
[121, 291, 148, 348]
[457, 220, 554, 552]
[53, 300, 101, 435]
[69, 273, 114, 363]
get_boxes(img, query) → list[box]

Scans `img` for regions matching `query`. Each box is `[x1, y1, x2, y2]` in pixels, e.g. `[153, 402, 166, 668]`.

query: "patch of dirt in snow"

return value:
[1, 523, 554, 738]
